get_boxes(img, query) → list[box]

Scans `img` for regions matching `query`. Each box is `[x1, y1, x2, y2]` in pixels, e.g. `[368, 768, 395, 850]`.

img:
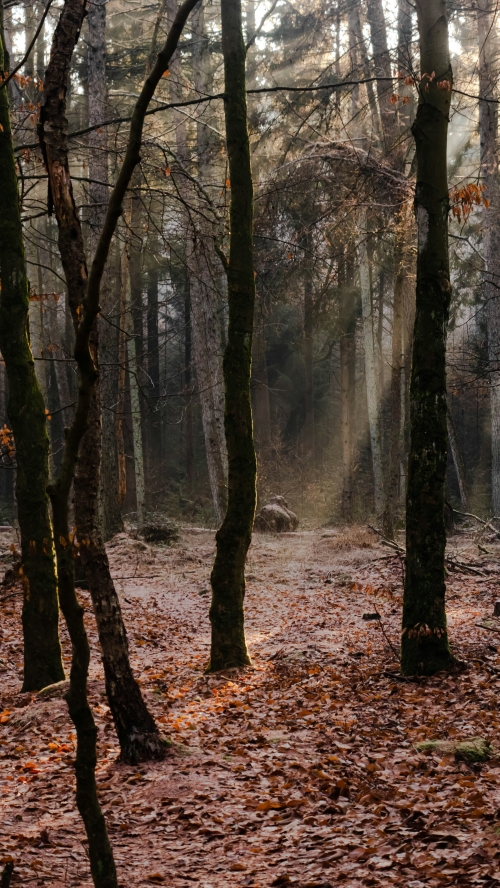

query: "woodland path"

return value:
[1, 525, 500, 886]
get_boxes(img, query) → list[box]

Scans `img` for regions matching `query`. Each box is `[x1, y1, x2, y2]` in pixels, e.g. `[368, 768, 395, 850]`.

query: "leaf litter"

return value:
[1, 523, 500, 886]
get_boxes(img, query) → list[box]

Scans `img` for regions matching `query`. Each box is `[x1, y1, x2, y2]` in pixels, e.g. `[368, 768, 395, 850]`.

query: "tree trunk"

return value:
[125, 245, 146, 525]
[349, 3, 382, 143]
[401, 0, 454, 676]
[74, 352, 166, 762]
[383, 231, 405, 538]
[0, 13, 64, 693]
[303, 234, 315, 460]
[476, 0, 500, 516]
[398, 0, 414, 135]
[116, 251, 128, 506]
[147, 262, 161, 471]
[184, 285, 194, 486]
[358, 209, 384, 515]
[339, 250, 356, 523]
[31, 0, 118, 879]
[366, 0, 396, 152]
[252, 295, 272, 457]
[39, 0, 165, 770]
[187, 1, 228, 523]
[209, 0, 256, 671]
[447, 402, 468, 509]
[87, 0, 123, 540]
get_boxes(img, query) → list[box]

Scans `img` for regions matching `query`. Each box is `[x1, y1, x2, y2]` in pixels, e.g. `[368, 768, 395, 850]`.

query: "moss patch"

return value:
[415, 736, 494, 763]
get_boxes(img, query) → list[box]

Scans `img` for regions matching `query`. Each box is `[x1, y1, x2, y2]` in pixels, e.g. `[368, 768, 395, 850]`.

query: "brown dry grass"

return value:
[324, 525, 377, 550]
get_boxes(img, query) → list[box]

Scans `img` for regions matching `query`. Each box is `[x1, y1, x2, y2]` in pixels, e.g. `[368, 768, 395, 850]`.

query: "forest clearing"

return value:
[2, 524, 500, 886]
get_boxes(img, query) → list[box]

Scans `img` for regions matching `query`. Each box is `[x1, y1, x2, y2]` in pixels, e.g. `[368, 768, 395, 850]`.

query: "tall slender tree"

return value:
[209, 0, 256, 670]
[39, 0, 167, 763]
[0, 3, 64, 692]
[401, 0, 454, 675]
[475, 0, 500, 516]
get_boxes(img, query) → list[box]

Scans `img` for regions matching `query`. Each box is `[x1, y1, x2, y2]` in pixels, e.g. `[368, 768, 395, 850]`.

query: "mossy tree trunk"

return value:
[401, 0, 454, 676]
[0, 11, 64, 692]
[209, 0, 256, 671]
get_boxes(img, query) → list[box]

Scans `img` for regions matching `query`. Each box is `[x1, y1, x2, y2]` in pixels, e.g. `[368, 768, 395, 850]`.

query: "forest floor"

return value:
[2, 523, 500, 887]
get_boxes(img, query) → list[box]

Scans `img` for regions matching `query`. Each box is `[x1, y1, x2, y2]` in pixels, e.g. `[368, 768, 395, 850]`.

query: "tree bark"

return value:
[252, 295, 272, 457]
[339, 249, 356, 523]
[383, 230, 405, 538]
[187, 0, 228, 523]
[447, 402, 468, 509]
[209, 0, 256, 671]
[401, 0, 454, 676]
[39, 0, 166, 771]
[146, 262, 161, 470]
[0, 11, 64, 693]
[124, 243, 146, 526]
[87, 0, 123, 540]
[184, 284, 194, 486]
[476, 0, 500, 516]
[303, 233, 315, 460]
[358, 208, 384, 515]
[366, 0, 397, 152]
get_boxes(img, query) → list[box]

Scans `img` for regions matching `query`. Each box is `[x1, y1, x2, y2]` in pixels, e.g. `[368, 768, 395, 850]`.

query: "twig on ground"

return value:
[0, 589, 23, 602]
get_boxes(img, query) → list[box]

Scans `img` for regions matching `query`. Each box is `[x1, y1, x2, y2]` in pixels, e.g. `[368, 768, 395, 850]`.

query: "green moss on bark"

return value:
[208, 0, 256, 671]
[0, 25, 64, 691]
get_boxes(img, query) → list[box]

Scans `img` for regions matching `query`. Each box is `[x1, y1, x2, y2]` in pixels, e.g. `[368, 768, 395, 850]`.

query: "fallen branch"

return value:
[476, 620, 500, 634]
[367, 525, 487, 577]
[0, 588, 23, 602]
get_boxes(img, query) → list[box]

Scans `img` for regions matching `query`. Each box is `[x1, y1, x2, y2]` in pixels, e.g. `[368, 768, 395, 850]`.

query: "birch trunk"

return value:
[476, 0, 500, 515]
[358, 209, 384, 515]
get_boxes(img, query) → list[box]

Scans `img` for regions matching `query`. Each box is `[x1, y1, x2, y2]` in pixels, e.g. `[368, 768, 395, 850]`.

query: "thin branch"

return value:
[0, 0, 55, 91]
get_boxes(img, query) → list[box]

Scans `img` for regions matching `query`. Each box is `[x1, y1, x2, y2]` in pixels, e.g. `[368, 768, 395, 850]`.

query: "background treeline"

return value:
[1, 0, 496, 534]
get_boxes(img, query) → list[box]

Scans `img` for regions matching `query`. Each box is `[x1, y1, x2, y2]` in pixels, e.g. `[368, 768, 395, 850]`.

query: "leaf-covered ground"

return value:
[1, 524, 500, 887]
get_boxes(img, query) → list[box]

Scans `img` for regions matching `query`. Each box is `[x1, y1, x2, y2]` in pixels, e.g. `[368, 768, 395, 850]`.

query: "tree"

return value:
[401, 0, 454, 676]
[475, 0, 500, 516]
[39, 0, 170, 763]
[209, 0, 256, 671]
[0, 3, 65, 693]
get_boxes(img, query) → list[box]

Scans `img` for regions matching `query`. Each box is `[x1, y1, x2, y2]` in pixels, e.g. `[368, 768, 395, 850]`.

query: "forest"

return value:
[1, 0, 500, 882]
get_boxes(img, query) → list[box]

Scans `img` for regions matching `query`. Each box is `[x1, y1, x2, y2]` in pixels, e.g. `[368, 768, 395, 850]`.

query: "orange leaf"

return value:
[256, 800, 282, 811]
